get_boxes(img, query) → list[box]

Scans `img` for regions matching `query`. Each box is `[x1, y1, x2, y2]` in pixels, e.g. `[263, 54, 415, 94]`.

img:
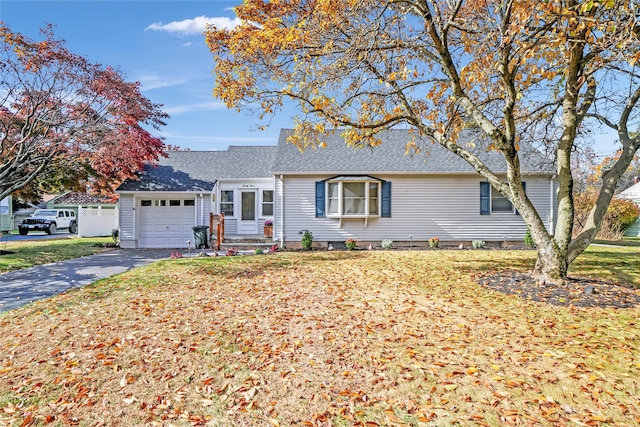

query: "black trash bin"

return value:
[192, 226, 209, 249]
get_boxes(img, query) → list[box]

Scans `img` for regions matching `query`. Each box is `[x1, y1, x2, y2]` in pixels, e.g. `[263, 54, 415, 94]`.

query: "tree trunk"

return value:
[532, 243, 568, 285]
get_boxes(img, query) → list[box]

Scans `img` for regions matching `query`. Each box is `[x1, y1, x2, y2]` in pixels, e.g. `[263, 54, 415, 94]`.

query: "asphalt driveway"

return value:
[0, 231, 76, 243]
[0, 249, 170, 313]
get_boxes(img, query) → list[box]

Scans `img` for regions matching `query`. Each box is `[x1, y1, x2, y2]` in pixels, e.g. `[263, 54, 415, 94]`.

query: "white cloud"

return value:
[146, 16, 241, 35]
[163, 101, 229, 115]
[137, 75, 189, 91]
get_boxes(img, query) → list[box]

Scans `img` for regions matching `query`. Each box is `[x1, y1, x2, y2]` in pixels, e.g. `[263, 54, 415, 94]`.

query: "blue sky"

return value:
[0, 0, 288, 151]
[0, 1, 621, 157]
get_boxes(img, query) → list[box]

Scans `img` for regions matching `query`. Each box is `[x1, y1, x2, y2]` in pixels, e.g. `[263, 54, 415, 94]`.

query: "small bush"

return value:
[524, 229, 535, 247]
[428, 237, 440, 248]
[472, 240, 485, 249]
[381, 239, 393, 249]
[300, 229, 313, 250]
[345, 238, 357, 250]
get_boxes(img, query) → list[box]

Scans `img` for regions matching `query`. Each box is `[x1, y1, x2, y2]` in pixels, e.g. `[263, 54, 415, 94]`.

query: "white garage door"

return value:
[138, 198, 196, 248]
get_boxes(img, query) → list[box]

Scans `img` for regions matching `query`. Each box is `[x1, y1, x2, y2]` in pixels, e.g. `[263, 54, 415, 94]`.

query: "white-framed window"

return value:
[262, 190, 274, 216]
[220, 190, 234, 216]
[480, 181, 525, 215]
[491, 189, 514, 213]
[326, 179, 380, 218]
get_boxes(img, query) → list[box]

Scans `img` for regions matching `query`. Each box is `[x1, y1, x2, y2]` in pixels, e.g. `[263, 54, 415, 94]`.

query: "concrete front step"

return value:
[220, 242, 274, 250]
[217, 235, 276, 251]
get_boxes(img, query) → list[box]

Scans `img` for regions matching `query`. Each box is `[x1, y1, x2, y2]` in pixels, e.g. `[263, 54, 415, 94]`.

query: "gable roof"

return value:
[117, 146, 278, 192]
[272, 128, 554, 175]
[48, 191, 118, 206]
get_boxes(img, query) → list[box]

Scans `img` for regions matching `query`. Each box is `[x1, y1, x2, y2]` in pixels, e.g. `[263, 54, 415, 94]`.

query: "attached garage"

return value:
[116, 148, 277, 249]
[137, 198, 196, 248]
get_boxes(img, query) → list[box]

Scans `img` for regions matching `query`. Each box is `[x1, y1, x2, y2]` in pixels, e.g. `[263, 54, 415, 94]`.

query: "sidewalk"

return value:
[0, 249, 170, 313]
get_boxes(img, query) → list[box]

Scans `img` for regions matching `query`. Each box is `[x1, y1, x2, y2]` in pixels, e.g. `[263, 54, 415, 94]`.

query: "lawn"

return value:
[0, 247, 639, 426]
[0, 236, 113, 273]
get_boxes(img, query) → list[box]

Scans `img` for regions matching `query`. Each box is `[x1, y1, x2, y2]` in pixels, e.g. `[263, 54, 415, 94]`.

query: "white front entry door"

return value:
[238, 190, 258, 234]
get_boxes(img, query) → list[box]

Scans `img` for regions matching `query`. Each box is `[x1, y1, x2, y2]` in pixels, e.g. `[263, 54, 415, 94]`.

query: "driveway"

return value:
[0, 231, 75, 243]
[0, 249, 170, 313]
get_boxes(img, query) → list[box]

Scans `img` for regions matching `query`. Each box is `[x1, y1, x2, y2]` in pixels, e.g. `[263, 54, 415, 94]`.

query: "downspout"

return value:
[199, 193, 204, 225]
[549, 176, 556, 234]
[214, 181, 218, 214]
[210, 182, 218, 215]
[279, 175, 284, 248]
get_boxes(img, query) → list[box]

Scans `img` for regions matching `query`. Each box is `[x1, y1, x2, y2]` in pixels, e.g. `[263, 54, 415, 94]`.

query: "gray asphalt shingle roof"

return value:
[272, 128, 554, 175]
[117, 146, 278, 192]
[117, 129, 554, 192]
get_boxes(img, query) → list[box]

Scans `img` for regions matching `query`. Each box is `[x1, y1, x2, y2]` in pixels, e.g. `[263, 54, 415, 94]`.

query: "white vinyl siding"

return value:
[118, 194, 136, 248]
[277, 174, 554, 242]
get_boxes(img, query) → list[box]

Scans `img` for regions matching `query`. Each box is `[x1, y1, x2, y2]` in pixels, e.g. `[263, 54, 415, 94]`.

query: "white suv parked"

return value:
[18, 209, 78, 235]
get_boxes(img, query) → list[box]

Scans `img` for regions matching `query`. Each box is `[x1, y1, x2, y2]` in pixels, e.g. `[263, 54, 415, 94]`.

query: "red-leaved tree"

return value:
[0, 24, 168, 201]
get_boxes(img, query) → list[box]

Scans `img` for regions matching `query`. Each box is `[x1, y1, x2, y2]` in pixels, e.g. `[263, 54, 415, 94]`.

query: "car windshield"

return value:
[33, 210, 58, 217]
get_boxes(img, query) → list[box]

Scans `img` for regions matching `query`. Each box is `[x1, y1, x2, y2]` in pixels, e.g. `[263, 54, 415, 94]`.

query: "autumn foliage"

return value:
[206, 0, 640, 283]
[574, 193, 640, 239]
[0, 24, 168, 201]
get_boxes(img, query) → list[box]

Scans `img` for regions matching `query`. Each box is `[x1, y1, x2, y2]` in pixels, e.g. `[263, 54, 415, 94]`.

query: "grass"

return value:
[593, 237, 640, 247]
[0, 247, 639, 426]
[0, 236, 113, 273]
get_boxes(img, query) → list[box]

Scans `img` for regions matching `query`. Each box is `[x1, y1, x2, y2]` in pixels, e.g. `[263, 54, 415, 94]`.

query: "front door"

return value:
[239, 190, 258, 234]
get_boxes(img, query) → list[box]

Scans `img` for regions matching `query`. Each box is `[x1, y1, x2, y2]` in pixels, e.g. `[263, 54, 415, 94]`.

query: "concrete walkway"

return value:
[0, 249, 171, 313]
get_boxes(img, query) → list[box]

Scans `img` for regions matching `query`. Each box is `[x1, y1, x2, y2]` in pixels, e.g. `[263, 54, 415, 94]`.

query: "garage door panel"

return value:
[138, 200, 196, 248]
[140, 224, 154, 233]
[167, 224, 183, 232]
[168, 211, 189, 220]
[152, 224, 167, 232]
[167, 237, 187, 247]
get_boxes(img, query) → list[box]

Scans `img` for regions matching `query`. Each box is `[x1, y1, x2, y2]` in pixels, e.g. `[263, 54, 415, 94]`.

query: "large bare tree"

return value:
[206, 0, 640, 284]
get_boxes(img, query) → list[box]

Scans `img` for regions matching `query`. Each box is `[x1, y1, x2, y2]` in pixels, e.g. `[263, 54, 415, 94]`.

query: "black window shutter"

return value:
[480, 182, 490, 215]
[315, 181, 325, 218]
[381, 181, 392, 217]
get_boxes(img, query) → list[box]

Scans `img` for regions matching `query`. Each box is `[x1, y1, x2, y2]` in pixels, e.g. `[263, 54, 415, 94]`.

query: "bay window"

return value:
[326, 179, 380, 217]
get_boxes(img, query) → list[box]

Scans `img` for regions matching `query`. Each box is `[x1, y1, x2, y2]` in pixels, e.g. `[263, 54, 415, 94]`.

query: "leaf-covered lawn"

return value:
[1, 248, 639, 426]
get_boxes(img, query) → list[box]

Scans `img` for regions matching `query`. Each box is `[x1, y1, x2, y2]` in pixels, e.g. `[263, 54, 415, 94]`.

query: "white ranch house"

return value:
[116, 129, 557, 249]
